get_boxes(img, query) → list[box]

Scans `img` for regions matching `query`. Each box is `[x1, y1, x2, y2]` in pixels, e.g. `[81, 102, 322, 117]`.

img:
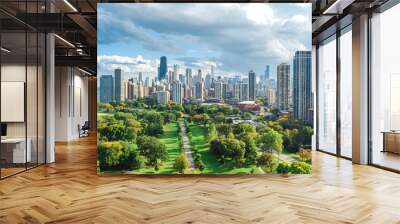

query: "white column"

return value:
[46, 33, 55, 163]
[352, 14, 369, 164]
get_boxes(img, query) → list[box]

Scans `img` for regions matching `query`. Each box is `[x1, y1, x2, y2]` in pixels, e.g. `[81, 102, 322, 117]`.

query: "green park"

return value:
[97, 98, 312, 175]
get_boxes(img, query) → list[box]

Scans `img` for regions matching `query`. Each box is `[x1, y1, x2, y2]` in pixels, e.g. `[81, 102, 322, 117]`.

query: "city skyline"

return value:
[98, 3, 311, 79]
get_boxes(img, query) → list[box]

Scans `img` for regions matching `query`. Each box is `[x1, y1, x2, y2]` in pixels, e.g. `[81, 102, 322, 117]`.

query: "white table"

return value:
[1, 138, 31, 163]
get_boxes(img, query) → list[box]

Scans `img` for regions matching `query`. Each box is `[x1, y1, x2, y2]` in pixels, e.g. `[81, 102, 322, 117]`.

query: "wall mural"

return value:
[97, 3, 313, 174]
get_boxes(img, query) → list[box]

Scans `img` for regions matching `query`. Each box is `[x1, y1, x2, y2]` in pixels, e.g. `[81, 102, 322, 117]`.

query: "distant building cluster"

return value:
[100, 51, 312, 124]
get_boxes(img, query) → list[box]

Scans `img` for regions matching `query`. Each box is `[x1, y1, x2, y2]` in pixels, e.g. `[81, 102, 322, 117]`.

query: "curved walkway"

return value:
[178, 120, 195, 170]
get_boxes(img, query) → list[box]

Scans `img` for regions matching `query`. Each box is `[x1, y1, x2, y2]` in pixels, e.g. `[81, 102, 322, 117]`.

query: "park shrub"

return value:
[290, 161, 312, 174]
[276, 161, 291, 174]
[298, 148, 312, 163]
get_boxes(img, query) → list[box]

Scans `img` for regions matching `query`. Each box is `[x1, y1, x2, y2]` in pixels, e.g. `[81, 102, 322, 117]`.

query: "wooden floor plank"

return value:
[0, 136, 400, 223]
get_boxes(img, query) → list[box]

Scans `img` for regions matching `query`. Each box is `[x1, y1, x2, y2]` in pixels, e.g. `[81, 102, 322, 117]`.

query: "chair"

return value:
[79, 121, 90, 138]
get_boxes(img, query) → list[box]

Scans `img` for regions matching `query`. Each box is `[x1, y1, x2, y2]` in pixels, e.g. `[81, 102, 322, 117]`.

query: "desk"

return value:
[382, 131, 400, 154]
[1, 138, 31, 163]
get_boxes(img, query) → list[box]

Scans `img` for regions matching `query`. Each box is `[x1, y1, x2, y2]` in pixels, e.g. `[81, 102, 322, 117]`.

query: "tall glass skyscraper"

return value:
[158, 56, 167, 81]
[248, 70, 256, 101]
[293, 51, 312, 123]
[100, 75, 114, 102]
[114, 68, 124, 102]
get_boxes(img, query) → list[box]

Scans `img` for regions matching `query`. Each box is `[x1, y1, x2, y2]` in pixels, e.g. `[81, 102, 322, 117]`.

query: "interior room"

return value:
[0, 0, 400, 223]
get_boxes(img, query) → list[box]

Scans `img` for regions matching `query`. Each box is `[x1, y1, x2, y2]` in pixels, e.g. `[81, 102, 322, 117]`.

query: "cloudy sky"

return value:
[98, 3, 311, 80]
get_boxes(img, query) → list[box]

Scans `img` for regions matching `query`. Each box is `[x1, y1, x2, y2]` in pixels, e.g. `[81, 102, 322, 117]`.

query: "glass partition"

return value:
[371, 3, 400, 171]
[317, 35, 337, 154]
[339, 27, 352, 158]
[0, 1, 46, 179]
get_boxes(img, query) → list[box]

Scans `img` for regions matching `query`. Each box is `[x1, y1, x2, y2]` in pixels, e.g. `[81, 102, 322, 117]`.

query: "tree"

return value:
[240, 133, 258, 165]
[233, 122, 256, 136]
[216, 124, 232, 137]
[137, 136, 168, 169]
[259, 128, 283, 158]
[224, 138, 245, 167]
[257, 151, 275, 173]
[210, 139, 226, 162]
[97, 141, 143, 171]
[173, 154, 190, 173]
[97, 141, 123, 168]
[206, 124, 218, 142]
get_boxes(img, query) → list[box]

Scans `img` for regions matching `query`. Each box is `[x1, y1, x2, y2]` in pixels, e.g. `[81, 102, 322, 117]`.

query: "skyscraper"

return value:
[263, 65, 270, 84]
[276, 63, 290, 111]
[100, 75, 114, 102]
[240, 83, 249, 102]
[138, 72, 143, 83]
[172, 81, 183, 104]
[185, 68, 192, 86]
[114, 68, 124, 102]
[158, 56, 167, 81]
[195, 81, 204, 101]
[293, 51, 312, 123]
[173, 64, 179, 82]
[248, 70, 256, 101]
[214, 81, 223, 100]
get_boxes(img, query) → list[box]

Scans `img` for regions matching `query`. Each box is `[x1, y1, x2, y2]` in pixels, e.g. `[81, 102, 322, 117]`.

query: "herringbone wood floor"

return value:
[1, 136, 400, 224]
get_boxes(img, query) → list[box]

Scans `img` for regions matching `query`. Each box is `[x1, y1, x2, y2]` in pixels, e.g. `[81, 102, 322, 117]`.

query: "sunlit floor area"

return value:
[0, 135, 400, 223]
[373, 151, 400, 171]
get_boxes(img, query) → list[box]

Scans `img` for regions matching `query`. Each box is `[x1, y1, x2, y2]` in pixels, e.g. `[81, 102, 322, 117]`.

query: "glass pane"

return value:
[27, 31, 38, 169]
[318, 36, 337, 154]
[340, 28, 352, 158]
[1, 31, 27, 177]
[38, 33, 45, 165]
[371, 4, 400, 171]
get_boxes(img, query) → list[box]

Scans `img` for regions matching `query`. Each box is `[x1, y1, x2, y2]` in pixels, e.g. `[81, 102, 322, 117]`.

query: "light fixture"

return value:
[63, 0, 78, 12]
[1, 47, 11, 53]
[78, 67, 92, 76]
[54, 34, 75, 48]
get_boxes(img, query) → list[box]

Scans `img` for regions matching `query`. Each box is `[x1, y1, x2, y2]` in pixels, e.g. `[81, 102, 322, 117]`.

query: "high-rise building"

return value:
[172, 81, 183, 104]
[138, 72, 143, 83]
[153, 91, 169, 104]
[276, 63, 290, 111]
[240, 83, 249, 102]
[214, 81, 223, 100]
[173, 64, 179, 82]
[195, 81, 204, 101]
[205, 74, 212, 89]
[100, 75, 114, 102]
[293, 51, 312, 123]
[114, 68, 124, 102]
[233, 83, 240, 99]
[264, 65, 270, 81]
[266, 87, 276, 106]
[248, 70, 256, 101]
[185, 68, 192, 86]
[158, 56, 167, 81]
[222, 83, 227, 100]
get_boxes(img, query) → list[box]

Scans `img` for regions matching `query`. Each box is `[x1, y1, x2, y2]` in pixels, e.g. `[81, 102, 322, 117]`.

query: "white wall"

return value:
[55, 67, 89, 141]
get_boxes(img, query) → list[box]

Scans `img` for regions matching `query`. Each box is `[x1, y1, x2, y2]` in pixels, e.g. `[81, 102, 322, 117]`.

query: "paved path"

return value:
[178, 120, 195, 170]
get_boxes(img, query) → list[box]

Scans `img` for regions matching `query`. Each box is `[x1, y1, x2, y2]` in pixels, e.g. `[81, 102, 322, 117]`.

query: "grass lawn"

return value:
[189, 123, 263, 174]
[133, 122, 181, 174]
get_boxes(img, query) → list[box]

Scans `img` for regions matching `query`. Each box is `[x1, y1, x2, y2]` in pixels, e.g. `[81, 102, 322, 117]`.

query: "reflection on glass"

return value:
[340, 28, 352, 158]
[318, 36, 337, 154]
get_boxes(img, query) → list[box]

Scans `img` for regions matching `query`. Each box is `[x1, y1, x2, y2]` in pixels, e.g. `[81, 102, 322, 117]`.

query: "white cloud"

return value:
[98, 3, 312, 77]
